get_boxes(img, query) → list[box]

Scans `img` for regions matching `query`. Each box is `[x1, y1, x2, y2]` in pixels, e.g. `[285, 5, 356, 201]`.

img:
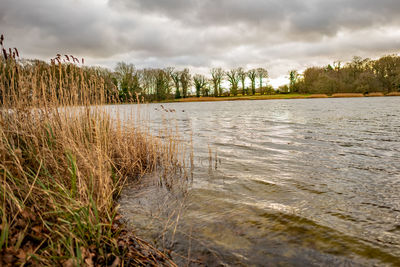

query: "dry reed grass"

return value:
[0, 36, 183, 266]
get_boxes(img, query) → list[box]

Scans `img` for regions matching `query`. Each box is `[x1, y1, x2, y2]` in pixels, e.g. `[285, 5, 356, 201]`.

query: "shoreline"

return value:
[159, 92, 400, 104]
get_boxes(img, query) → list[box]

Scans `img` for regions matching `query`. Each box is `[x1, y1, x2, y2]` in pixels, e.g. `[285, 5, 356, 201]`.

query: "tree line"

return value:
[287, 55, 400, 94]
[114, 63, 272, 101]
[99, 53, 400, 101]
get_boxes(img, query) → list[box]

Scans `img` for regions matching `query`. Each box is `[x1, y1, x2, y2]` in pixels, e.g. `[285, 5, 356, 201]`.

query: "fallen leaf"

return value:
[20, 209, 36, 221]
[20, 210, 30, 219]
[63, 258, 75, 267]
[16, 249, 26, 260]
[84, 257, 94, 267]
[32, 225, 42, 234]
[3, 253, 15, 264]
[16, 218, 25, 227]
[110, 256, 120, 267]
[80, 247, 87, 256]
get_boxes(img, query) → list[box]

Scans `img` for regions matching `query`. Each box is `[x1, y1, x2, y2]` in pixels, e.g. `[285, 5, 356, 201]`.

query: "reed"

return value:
[0, 36, 182, 265]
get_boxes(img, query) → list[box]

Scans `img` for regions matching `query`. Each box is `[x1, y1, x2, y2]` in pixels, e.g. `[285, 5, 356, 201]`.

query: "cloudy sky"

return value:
[2, 0, 400, 86]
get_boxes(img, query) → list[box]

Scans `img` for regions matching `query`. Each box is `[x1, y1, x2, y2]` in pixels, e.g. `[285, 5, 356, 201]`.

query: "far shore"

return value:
[159, 92, 400, 104]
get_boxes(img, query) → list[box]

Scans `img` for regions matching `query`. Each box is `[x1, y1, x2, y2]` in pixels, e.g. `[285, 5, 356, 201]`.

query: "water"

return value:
[117, 97, 400, 266]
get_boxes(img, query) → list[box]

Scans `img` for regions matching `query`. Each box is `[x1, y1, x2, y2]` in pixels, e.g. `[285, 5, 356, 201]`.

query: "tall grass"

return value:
[0, 36, 182, 265]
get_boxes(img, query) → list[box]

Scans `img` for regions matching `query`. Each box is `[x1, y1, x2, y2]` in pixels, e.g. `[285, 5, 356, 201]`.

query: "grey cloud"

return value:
[110, 0, 292, 32]
[1, 0, 125, 58]
[1, 0, 400, 85]
[110, 0, 400, 37]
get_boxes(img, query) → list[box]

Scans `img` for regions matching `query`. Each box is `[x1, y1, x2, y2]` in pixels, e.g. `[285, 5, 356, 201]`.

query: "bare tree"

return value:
[257, 68, 269, 95]
[289, 69, 299, 93]
[139, 69, 156, 98]
[210, 67, 224, 97]
[202, 79, 211, 96]
[193, 74, 206, 97]
[238, 67, 247, 95]
[153, 69, 171, 101]
[170, 69, 181, 99]
[226, 68, 240, 96]
[180, 68, 191, 98]
[165, 67, 174, 96]
[247, 69, 257, 95]
[114, 62, 140, 101]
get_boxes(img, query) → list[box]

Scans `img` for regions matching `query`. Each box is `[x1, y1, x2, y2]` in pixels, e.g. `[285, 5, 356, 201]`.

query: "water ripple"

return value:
[117, 97, 400, 266]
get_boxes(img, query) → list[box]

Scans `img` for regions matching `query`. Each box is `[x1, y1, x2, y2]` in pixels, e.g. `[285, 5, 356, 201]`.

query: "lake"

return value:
[117, 97, 400, 266]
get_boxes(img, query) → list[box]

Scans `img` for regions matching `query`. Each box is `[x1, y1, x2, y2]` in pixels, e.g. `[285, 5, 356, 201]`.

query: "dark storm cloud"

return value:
[2, 0, 400, 85]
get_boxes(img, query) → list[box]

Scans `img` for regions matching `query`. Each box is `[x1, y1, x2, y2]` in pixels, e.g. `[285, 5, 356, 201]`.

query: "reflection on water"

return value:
[117, 97, 400, 266]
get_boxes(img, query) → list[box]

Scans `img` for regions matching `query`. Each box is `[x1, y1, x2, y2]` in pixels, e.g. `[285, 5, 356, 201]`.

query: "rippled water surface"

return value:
[117, 97, 400, 266]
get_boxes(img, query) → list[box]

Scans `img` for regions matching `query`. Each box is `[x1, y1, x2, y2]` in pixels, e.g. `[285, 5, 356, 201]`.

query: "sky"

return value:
[1, 0, 400, 87]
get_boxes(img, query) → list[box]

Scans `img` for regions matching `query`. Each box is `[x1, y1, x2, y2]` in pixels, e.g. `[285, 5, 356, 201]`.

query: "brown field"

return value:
[365, 92, 385, 97]
[307, 94, 329, 98]
[166, 91, 400, 104]
[331, 93, 364, 98]
[177, 96, 250, 102]
[386, 92, 400, 96]
[169, 94, 312, 103]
